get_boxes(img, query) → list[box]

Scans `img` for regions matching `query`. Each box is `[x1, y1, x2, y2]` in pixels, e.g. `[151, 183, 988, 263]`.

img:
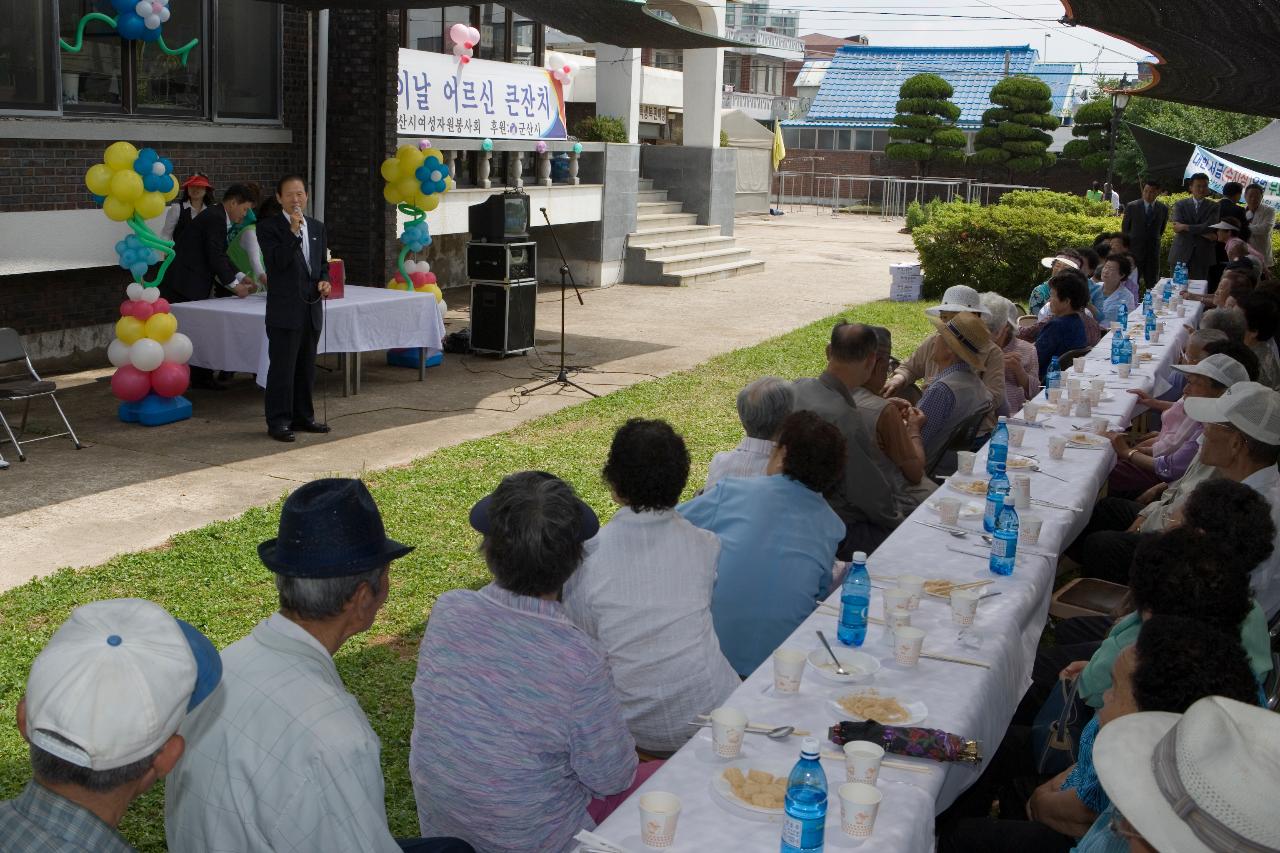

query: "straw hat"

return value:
[1040, 255, 1080, 271]
[928, 313, 991, 371]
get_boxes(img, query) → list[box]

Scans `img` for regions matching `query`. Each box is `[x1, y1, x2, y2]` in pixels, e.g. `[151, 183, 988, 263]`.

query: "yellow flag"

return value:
[772, 122, 786, 170]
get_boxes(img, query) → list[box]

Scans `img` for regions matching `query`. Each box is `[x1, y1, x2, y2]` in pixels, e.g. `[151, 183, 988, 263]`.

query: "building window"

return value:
[854, 129, 873, 151]
[405, 6, 473, 54]
[816, 128, 835, 150]
[215, 0, 280, 120]
[58, 0, 125, 111]
[510, 11, 538, 65]
[477, 4, 505, 61]
[0, 0, 57, 110]
[836, 129, 851, 150]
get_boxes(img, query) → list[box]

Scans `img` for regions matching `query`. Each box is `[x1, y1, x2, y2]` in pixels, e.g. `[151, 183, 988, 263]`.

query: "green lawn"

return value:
[0, 300, 937, 850]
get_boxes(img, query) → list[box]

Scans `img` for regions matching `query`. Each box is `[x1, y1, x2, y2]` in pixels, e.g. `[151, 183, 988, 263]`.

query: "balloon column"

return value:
[380, 141, 453, 287]
[386, 261, 446, 370]
[450, 22, 480, 65]
[85, 141, 193, 426]
[61, 0, 198, 65]
[545, 52, 579, 87]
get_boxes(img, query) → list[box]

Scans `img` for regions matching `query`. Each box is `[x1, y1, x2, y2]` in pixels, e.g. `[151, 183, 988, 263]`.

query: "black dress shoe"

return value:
[268, 427, 296, 442]
[290, 419, 331, 434]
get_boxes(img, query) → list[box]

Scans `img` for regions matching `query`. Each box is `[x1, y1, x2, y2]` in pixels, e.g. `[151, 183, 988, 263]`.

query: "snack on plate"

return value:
[949, 478, 989, 496]
[723, 767, 786, 809]
[836, 689, 911, 724]
[1069, 432, 1105, 445]
[1005, 456, 1034, 469]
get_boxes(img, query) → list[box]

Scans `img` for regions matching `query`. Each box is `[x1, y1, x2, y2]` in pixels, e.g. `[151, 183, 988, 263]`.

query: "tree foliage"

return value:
[1113, 97, 1272, 185]
[1060, 97, 1113, 174]
[971, 76, 1058, 174]
[885, 73, 967, 175]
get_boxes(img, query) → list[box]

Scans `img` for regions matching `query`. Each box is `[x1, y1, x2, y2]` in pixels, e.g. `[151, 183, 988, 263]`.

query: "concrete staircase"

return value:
[625, 178, 765, 286]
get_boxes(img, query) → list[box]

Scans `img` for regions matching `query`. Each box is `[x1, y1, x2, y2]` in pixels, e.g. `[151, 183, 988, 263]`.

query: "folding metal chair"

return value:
[0, 327, 82, 461]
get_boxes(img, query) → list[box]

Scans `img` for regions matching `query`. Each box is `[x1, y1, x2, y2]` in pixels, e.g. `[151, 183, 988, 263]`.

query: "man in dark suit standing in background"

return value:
[161, 183, 258, 389]
[257, 175, 331, 443]
[1121, 177, 1169, 291]
[1169, 172, 1221, 282]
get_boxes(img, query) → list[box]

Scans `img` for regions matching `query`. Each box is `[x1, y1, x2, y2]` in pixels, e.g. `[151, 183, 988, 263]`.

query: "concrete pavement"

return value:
[0, 211, 916, 590]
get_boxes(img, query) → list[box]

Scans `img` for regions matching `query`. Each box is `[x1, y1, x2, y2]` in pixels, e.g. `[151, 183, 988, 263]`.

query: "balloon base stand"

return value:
[386, 348, 443, 369]
[119, 393, 192, 426]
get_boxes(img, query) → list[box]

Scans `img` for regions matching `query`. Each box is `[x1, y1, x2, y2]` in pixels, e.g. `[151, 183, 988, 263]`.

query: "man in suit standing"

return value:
[257, 175, 331, 443]
[1218, 181, 1248, 230]
[1245, 183, 1276, 267]
[161, 183, 258, 389]
[1169, 172, 1221, 282]
[1121, 177, 1169, 291]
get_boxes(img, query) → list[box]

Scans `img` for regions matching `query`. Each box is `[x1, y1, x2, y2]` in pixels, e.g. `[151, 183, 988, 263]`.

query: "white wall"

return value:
[567, 57, 685, 109]
[0, 209, 169, 276]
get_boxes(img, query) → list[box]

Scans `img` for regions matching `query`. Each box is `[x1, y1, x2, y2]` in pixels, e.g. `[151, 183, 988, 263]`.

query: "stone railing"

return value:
[721, 91, 802, 119]
[725, 27, 806, 54]
[397, 138, 606, 189]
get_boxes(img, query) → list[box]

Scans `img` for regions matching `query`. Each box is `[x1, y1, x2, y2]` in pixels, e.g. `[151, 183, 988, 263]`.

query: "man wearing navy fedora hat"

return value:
[166, 478, 472, 853]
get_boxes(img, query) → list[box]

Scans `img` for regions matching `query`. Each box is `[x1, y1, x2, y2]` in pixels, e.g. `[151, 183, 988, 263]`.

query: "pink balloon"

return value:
[467, 26, 480, 44]
[152, 297, 171, 314]
[120, 300, 137, 318]
[133, 302, 155, 321]
[461, 55, 470, 65]
[150, 361, 190, 397]
[450, 22, 468, 43]
[110, 365, 152, 402]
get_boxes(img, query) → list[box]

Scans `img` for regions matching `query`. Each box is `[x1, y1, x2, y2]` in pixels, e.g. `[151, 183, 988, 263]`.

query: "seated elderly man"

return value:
[1235, 290, 1280, 389]
[981, 292, 1039, 415]
[793, 322, 904, 556]
[564, 419, 739, 757]
[0, 599, 221, 853]
[680, 411, 847, 676]
[882, 285, 1006, 431]
[705, 376, 793, 489]
[166, 479, 471, 853]
[411, 472, 643, 852]
[918, 312, 994, 463]
[1198, 305, 1247, 341]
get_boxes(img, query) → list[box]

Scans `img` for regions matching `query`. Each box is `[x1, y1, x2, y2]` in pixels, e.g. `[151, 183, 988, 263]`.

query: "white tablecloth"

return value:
[593, 300, 1203, 852]
[169, 285, 446, 387]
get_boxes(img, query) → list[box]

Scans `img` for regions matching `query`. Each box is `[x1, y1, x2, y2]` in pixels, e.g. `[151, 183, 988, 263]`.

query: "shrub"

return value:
[904, 198, 944, 232]
[1061, 98, 1113, 175]
[572, 115, 628, 143]
[999, 190, 1113, 217]
[886, 73, 966, 174]
[972, 76, 1057, 174]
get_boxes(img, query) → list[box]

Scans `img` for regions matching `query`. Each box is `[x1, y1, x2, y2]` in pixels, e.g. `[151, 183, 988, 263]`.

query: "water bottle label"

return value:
[984, 497, 998, 528]
[782, 815, 825, 849]
[989, 535, 1015, 558]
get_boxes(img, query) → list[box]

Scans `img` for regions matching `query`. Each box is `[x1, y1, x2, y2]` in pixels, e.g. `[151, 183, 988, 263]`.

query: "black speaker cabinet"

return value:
[467, 241, 537, 282]
[470, 280, 537, 356]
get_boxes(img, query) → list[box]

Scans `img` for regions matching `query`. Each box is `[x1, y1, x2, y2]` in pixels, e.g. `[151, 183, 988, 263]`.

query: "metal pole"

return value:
[1105, 74, 1128, 200]
[314, 9, 330, 220]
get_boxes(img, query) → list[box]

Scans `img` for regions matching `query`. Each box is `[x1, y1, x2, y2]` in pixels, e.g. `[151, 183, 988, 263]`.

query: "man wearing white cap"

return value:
[0, 598, 222, 852]
[1093, 695, 1280, 853]
[882, 285, 1007, 433]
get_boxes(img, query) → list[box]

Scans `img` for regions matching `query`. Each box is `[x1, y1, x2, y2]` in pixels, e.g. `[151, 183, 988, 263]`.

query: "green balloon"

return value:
[481, 138, 494, 152]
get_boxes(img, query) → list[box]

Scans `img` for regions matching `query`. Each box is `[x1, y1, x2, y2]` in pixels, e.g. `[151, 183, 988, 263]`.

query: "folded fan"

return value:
[828, 720, 982, 764]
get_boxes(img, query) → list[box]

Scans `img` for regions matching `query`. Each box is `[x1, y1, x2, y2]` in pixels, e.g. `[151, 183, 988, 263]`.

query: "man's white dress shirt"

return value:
[704, 437, 775, 490]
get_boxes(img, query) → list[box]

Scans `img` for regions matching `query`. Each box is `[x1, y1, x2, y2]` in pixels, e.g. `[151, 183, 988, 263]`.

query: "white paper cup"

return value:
[1012, 474, 1031, 510]
[839, 782, 883, 838]
[887, 608, 911, 630]
[710, 707, 747, 758]
[936, 496, 962, 526]
[882, 587, 912, 620]
[897, 574, 925, 610]
[639, 791, 681, 848]
[1091, 416, 1110, 436]
[1151, 325, 1163, 344]
[1047, 386, 1063, 403]
[1086, 388, 1102, 407]
[894, 626, 925, 667]
[1008, 424, 1026, 448]
[1118, 362, 1132, 379]
[844, 740, 885, 785]
[772, 648, 807, 695]
[1022, 401, 1040, 423]
[950, 588, 980, 626]
[1074, 398, 1092, 418]
[1177, 302, 1187, 317]
[1072, 357, 1085, 373]
[1020, 514, 1044, 546]
[1089, 378, 1106, 393]
[955, 450, 976, 475]
[1055, 397, 1072, 417]
[1048, 434, 1067, 460]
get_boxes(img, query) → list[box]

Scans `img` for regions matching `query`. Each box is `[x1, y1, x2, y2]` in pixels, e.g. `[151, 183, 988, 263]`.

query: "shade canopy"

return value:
[253, 0, 743, 48]
[1125, 121, 1280, 187]
[1060, 0, 1280, 119]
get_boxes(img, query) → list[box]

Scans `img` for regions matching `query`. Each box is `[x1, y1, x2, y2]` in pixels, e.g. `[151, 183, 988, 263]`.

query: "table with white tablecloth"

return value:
[169, 285, 446, 394]
[593, 300, 1202, 852]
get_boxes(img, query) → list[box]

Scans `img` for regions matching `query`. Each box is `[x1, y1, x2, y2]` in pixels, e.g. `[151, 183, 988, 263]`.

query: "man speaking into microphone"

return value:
[257, 175, 332, 442]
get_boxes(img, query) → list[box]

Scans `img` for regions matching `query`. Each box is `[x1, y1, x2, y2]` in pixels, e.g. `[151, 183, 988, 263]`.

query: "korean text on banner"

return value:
[396, 47, 568, 141]
[1184, 145, 1280, 210]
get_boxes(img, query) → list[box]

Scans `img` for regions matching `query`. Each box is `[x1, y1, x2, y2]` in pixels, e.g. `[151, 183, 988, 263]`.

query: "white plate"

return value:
[926, 498, 983, 519]
[710, 759, 792, 816]
[829, 688, 928, 726]
[946, 476, 989, 497]
[1003, 455, 1037, 470]
[807, 648, 882, 684]
[1066, 432, 1108, 447]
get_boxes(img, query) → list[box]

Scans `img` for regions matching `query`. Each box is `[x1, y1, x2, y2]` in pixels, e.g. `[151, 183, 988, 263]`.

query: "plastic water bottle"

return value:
[1142, 288, 1153, 314]
[1163, 273, 1174, 300]
[1110, 328, 1124, 364]
[1174, 260, 1188, 286]
[983, 462, 1010, 533]
[1118, 303, 1129, 331]
[1121, 336, 1134, 365]
[1144, 306, 1156, 341]
[1043, 356, 1061, 400]
[989, 496, 1019, 576]
[781, 737, 827, 853]
[986, 416, 1010, 475]
[836, 551, 870, 647]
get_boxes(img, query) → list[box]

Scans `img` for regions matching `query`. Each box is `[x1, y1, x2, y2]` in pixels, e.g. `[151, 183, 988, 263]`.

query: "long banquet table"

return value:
[593, 298, 1203, 852]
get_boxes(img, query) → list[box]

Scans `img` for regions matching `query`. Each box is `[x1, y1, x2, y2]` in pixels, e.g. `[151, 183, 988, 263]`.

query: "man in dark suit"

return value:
[1218, 181, 1248, 231]
[1121, 177, 1169, 291]
[257, 175, 331, 442]
[1169, 172, 1221, 282]
[161, 183, 258, 389]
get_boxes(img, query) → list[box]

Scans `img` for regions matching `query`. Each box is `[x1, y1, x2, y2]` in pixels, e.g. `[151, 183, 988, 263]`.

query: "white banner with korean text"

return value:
[1184, 145, 1280, 210]
[396, 48, 568, 140]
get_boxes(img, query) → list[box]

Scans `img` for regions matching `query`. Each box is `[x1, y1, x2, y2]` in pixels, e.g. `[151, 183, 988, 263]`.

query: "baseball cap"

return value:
[1040, 255, 1080, 271]
[1183, 380, 1280, 444]
[1172, 353, 1250, 389]
[24, 599, 222, 771]
[469, 471, 599, 543]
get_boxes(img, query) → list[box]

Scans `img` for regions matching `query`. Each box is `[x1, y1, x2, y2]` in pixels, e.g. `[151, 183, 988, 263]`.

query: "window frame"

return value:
[0, 0, 60, 114]
[211, 0, 282, 124]
[401, 5, 542, 66]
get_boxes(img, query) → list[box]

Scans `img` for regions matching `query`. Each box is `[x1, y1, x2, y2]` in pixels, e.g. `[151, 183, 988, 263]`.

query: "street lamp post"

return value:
[1105, 74, 1131, 202]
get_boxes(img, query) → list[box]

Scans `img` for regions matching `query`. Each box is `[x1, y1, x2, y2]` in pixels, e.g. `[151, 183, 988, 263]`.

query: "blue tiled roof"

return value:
[803, 44, 1039, 130]
[1032, 62, 1080, 116]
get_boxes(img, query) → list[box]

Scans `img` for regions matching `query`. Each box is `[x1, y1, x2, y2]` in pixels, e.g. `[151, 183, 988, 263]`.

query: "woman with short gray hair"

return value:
[705, 376, 793, 489]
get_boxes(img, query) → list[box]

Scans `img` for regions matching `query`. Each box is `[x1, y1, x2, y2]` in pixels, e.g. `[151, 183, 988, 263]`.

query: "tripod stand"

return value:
[521, 207, 597, 398]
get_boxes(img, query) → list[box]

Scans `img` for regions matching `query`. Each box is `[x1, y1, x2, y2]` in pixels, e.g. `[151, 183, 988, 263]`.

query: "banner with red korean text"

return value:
[1184, 145, 1280, 210]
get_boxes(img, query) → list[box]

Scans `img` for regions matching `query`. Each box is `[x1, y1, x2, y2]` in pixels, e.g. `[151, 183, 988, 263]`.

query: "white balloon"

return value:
[161, 332, 193, 365]
[452, 43, 466, 56]
[145, 14, 161, 29]
[158, 6, 170, 21]
[467, 26, 480, 44]
[151, 162, 165, 176]
[135, 0, 150, 15]
[129, 338, 164, 372]
[140, 286, 160, 303]
[107, 339, 131, 368]
[126, 282, 144, 301]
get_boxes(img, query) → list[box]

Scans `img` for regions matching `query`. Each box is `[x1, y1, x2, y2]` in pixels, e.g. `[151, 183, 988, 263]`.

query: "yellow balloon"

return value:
[135, 191, 165, 220]
[444, 176, 454, 193]
[110, 170, 144, 203]
[396, 175, 419, 201]
[144, 312, 177, 342]
[396, 146, 425, 174]
[380, 158, 400, 182]
[163, 175, 179, 202]
[424, 148, 444, 163]
[103, 196, 134, 222]
[382, 183, 403, 205]
[104, 141, 139, 172]
[115, 316, 145, 345]
[386, 279, 406, 291]
[86, 163, 114, 196]
[419, 193, 440, 212]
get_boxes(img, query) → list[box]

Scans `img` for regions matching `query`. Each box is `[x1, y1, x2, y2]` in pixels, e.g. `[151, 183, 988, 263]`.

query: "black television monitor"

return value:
[468, 190, 530, 243]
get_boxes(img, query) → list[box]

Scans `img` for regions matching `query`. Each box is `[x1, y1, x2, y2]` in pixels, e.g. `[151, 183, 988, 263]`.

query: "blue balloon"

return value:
[109, 0, 134, 13]
[117, 13, 146, 40]
[91, 193, 106, 204]
[399, 221, 432, 252]
[139, 23, 162, 42]
[130, 262, 149, 279]
[415, 156, 450, 195]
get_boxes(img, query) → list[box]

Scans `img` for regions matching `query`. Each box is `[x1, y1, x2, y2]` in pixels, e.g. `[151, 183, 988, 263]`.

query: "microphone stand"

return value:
[521, 206, 596, 398]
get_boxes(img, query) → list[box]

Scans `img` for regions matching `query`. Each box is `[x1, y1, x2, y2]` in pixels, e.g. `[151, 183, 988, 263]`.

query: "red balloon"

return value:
[461, 55, 470, 64]
[152, 297, 171, 314]
[409, 271, 429, 286]
[150, 361, 190, 397]
[120, 300, 137, 318]
[133, 301, 155, 321]
[110, 365, 152, 402]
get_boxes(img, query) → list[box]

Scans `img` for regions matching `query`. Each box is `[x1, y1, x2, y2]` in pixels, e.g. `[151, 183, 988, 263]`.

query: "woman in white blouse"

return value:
[161, 173, 215, 241]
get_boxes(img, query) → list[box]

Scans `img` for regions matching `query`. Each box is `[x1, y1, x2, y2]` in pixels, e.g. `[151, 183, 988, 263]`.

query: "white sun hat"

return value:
[1183, 380, 1280, 444]
[1094, 695, 1280, 853]
[1172, 353, 1251, 389]
[1040, 255, 1081, 271]
[924, 285, 991, 317]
